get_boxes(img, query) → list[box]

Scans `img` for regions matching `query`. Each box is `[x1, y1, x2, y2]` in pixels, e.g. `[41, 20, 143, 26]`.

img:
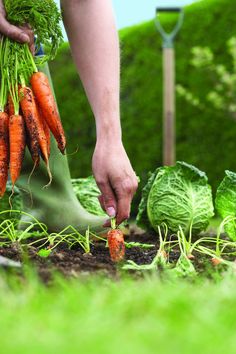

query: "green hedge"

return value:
[49, 0, 236, 211]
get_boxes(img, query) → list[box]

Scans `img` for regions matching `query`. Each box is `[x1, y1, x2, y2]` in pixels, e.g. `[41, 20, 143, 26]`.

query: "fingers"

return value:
[99, 175, 138, 227]
[98, 195, 106, 212]
[116, 195, 132, 226]
[96, 178, 117, 218]
[98, 195, 111, 227]
[115, 177, 138, 225]
[0, 18, 30, 43]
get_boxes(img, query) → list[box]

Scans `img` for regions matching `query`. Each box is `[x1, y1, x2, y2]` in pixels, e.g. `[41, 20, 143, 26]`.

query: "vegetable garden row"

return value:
[1, 0, 236, 278]
[1, 161, 236, 278]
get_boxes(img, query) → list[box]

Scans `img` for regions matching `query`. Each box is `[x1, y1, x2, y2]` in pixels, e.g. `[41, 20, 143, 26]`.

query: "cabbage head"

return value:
[136, 161, 214, 234]
[215, 170, 236, 240]
[72, 176, 106, 216]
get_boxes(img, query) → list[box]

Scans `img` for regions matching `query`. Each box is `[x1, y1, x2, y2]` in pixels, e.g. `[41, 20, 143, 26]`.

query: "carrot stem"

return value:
[111, 218, 116, 230]
[25, 45, 38, 73]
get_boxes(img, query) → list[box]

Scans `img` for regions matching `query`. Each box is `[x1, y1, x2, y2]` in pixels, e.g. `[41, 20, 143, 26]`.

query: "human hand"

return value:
[92, 140, 138, 227]
[0, 0, 34, 52]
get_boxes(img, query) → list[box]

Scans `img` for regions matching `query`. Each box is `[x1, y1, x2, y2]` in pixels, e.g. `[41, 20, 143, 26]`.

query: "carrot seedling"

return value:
[123, 223, 170, 271]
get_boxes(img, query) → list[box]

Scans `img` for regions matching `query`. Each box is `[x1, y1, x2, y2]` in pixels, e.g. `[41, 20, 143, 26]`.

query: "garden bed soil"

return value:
[0, 225, 225, 282]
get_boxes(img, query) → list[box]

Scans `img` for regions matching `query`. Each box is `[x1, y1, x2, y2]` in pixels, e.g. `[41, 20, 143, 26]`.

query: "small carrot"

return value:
[30, 72, 66, 154]
[0, 112, 9, 197]
[107, 229, 125, 263]
[9, 114, 26, 186]
[19, 86, 41, 165]
[187, 254, 195, 260]
[211, 258, 222, 266]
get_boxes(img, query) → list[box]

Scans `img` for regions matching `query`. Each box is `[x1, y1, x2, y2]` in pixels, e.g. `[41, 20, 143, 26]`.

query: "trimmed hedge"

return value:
[49, 0, 236, 211]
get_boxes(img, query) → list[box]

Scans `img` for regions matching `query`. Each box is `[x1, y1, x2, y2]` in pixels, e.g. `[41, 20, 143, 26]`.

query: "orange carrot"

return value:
[107, 229, 125, 263]
[211, 258, 222, 266]
[37, 104, 51, 159]
[9, 115, 26, 186]
[0, 112, 9, 197]
[187, 254, 195, 260]
[30, 72, 66, 154]
[19, 86, 41, 165]
[43, 119, 51, 158]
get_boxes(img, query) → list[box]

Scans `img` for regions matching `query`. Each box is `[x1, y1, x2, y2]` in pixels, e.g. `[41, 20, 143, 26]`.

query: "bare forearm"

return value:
[61, 0, 121, 142]
[61, 0, 137, 224]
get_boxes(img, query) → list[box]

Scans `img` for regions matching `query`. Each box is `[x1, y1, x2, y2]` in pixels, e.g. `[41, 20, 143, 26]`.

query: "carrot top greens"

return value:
[0, 0, 63, 113]
[4, 0, 63, 61]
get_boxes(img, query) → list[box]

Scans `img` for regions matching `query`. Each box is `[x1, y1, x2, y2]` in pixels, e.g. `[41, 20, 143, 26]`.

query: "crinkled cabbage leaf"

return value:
[137, 161, 214, 233]
[215, 170, 236, 240]
[72, 176, 106, 217]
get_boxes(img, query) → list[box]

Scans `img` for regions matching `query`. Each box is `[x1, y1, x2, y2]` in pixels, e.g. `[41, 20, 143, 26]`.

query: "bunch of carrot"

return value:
[0, 38, 66, 197]
[0, 0, 65, 197]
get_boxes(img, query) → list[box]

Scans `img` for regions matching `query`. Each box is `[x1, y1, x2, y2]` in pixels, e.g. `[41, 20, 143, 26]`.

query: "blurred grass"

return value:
[1, 271, 236, 354]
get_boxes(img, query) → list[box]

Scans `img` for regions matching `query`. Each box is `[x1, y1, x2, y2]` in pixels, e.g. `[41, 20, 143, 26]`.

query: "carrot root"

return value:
[107, 229, 125, 263]
[31, 72, 66, 154]
[0, 112, 9, 197]
[9, 114, 26, 187]
[43, 162, 53, 189]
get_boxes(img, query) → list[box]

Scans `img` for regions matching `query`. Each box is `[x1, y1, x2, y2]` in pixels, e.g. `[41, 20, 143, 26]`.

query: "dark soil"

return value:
[0, 225, 229, 282]
[0, 228, 159, 282]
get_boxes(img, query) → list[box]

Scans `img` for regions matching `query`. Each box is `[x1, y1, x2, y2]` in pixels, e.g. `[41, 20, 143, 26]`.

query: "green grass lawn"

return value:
[1, 270, 236, 354]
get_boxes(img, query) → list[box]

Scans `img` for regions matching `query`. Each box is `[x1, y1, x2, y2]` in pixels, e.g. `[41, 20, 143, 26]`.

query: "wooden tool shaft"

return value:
[163, 48, 176, 166]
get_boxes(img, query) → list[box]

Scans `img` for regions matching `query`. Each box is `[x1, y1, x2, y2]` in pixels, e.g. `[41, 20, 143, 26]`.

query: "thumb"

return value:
[0, 18, 30, 43]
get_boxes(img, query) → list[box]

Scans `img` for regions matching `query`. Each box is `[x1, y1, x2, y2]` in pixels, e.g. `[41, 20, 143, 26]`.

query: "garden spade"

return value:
[155, 7, 184, 165]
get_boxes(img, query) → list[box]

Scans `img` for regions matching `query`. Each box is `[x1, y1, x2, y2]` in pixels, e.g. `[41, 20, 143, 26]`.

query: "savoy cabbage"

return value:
[215, 170, 236, 240]
[137, 162, 214, 234]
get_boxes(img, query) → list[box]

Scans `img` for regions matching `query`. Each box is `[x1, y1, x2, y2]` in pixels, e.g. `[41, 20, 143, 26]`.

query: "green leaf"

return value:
[37, 249, 52, 258]
[138, 161, 214, 234]
[72, 176, 106, 217]
[171, 254, 197, 277]
[215, 170, 236, 240]
[4, 0, 63, 61]
[136, 167, 163, 230]
[125, 242, 155, 249]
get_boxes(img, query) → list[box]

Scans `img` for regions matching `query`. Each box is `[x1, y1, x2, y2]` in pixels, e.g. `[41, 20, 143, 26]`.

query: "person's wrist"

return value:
[96, 118, 122, 145]
[96, 133, 122, 146]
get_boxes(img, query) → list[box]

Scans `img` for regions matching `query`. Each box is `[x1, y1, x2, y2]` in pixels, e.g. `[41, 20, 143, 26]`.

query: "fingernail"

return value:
[107, 207, 116, 217]
[19, 33, 29, 43]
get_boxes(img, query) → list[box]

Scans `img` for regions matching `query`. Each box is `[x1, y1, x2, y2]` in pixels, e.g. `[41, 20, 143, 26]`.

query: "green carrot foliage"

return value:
[4, 0, 63, 61]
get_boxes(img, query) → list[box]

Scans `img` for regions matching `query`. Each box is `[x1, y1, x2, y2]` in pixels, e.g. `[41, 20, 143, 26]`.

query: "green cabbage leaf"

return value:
[137, 161, 214, 234]
[72, 176, 106, 217]
[215, 170, 236, 240]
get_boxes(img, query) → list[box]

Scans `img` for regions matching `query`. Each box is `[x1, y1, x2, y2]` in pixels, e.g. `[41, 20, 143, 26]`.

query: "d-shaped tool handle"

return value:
[156, 7, 181, 13]
[155, 7, 184, 48]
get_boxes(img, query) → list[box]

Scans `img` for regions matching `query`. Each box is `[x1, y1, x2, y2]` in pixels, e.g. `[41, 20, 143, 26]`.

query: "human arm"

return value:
[61, 0, 138, 225]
